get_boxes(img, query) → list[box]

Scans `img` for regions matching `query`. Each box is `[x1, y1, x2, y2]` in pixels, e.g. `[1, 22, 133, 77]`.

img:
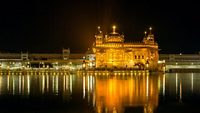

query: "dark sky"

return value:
[0, 0, 199, 53]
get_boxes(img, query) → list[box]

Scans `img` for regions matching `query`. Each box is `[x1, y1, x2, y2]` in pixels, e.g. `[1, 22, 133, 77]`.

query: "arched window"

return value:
[142, 55, 144, 59]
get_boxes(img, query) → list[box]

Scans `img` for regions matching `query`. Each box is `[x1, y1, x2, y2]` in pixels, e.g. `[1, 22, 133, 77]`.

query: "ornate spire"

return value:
[112, 25, 116, 33]
[149, 27, 152, 34]
[144, 31, 147, 37]
[97, 26, 102, 33]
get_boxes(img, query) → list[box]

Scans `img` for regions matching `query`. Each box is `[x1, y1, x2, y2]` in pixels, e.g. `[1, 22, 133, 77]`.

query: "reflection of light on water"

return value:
[180, 80, 182, 102]
[90, 76, 93, 91]
[42, 75, 45, 94]
[83, 76, 85, 99]
[191, 73, 193, 93]
[12, 76, 15, 95]
[70, 75, 72, 94]
[62, 75, 69, 95]
[158, 75, 160, 93]
[146, 75, 149, 99]
[66, 75, 69, 91]
[63, 75, 65, 92]
[47, 75, 49, 92]
[93, 89, 95, 107]
[113, 107, 117, 113]
[129, 78, 133, 103]
[0, 70, 160, 113]
[94, 73, 158, 113]
[19, 75, 21, 94]
[88, 75, 90, 103]
[27, 75, 30, 94]
[87, 75, 90, 93]
[7, 75, 9, 91]
[52, 76, 54, 92]
[163, 74, 165, 96]
[176, 73, 178, 95]
[92, 76, 95, 107]
[55, 75, 58, 94]
[22, 76, 24, 95]
[0, 75, 2, 94]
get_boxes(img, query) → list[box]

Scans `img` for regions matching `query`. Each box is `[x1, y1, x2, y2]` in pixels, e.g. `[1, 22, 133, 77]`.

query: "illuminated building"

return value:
[159, 54, 200, 72]
[93, 26, 159, 70]
[0, 48, 84, 70]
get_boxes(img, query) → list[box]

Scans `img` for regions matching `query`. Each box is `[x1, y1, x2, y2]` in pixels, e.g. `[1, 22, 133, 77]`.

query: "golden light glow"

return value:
[149, 27, 152, 31]
[144, 31, 147, 35]
[95, 74, 159, 112]
[112, 25, 116, 33]
[93, 26, 159, 70]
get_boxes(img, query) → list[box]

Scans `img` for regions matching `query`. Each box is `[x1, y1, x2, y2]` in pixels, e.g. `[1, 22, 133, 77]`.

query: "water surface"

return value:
[0, 71, 199, 113]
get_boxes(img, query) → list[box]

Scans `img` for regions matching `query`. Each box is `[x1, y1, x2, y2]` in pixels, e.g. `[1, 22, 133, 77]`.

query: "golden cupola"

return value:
[105, 26, 124, 43]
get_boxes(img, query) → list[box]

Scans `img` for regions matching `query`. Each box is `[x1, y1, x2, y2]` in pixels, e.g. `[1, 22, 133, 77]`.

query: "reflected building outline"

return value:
[0, 71, 199, 113]
[82, 72, 159, 113]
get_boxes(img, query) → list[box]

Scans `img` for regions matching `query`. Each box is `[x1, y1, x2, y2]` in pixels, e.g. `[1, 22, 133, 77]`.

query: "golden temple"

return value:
[92, 26, 159, 70]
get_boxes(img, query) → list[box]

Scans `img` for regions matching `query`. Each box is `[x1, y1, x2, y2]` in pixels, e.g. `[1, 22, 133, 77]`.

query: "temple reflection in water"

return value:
[82, 72, 159, 113]
[0, 71, 199, 113]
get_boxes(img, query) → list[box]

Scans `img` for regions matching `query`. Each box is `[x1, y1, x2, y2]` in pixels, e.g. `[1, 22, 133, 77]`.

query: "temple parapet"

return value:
[92, 26, 159, 71]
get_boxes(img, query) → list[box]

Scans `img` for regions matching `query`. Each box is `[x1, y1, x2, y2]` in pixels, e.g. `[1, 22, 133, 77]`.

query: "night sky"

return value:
[0, 0, 199, 53]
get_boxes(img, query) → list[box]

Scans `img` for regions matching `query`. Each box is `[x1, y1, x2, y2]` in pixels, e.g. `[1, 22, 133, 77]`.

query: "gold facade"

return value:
[93, 26, 159, 70]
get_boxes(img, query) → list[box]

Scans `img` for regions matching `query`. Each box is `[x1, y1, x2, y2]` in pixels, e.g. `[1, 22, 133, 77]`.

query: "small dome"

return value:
[105, 33, 124, 43]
